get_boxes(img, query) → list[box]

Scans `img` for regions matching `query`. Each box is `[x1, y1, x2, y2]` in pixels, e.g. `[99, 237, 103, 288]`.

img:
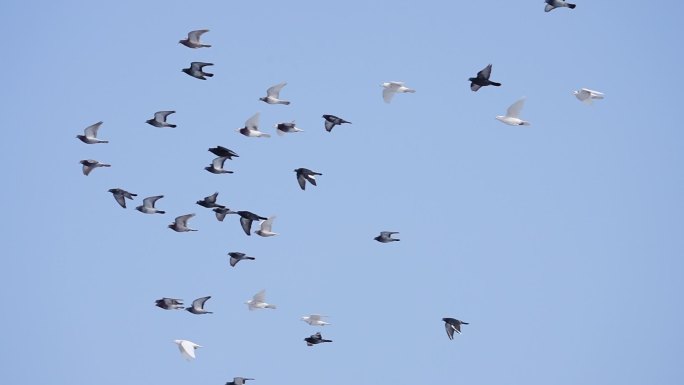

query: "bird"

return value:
[146, 111, 176, 128]
[469, 64, 501, 91]
[228, 252, 256, 267]
[259, 82, 290, 105]
[245, 289, 276, 310]
[182, 62, 214, 80]
[135, 195, 165, 214]
[205, 156, 234, 174]
[382, 81, 416, 103]
[155, 298, 184, 310]
[108, 188, 137, 208]
[322, 114, 351, 132]
[169, 214, 197, 232]
[304, 332, 332, 346]
[496, 98, 531, 126]
[209, 146, 239, 159]
[255, 216, 278, 237]
[237, 112, 270, 138]
[179, 29, 211, 48]
[186, 296, 213, 314]
[274, 121, 303, 135]
[213, 207, 236, 222]
[226, 377, 254, 385]
[294, 168, 322, 190]
[545, 0, 576, 12]
[197, 192, 225, 209]
[301, 314, 331, 326]
[80, 159, 110, 176]
[174, 339, 202, 361]
[237, 211, 268, 236]
[573, 88, 604, 104]
[442, 317, 469, 340]
[76, 121, 108, 144]
[374, 231, 400, 243]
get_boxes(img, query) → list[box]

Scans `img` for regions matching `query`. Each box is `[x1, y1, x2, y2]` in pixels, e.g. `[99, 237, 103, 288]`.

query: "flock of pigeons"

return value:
[75, 1, 605, 380]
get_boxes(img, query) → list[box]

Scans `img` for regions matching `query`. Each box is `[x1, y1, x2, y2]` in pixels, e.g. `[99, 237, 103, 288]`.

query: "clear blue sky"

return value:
[2, 1, 683, 384]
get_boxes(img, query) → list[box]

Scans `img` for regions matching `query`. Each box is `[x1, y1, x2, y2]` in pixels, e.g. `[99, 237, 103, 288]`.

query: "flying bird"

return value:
[197, 192, 225, 208]
[136, 195, 165, 214]
[496, 98, 531, 126]
[304, 332, 332, 346]
[322, 114, 351, 132]
[155, 298, 184, 310]
[294, 168, 322, 190]
[76, 121, 108, 144]
[169, 214, 197, 232]
[146, 111, 176, 128]
[443, 317, 469, 340]
[186, 296, 213, 314]
[237, 112, 270, 138]
[274, 121, 303, 135]
[545, 0, 576, 12]
[228, 252, 256, 267]
[182, 62, 214, 80]
[245, 289, 276, 310]
[226, 377, 254, 385]
[259, 82, 290, 105]
[573, 88, 604, 104]
[213, 207, 236, 222]
[237, 211, 268, 235]
[80, 159, 110, 176]
[179, 29, 211, 48]
[174, 339, 202, 361]
[374, 231, 400, 243]
[301, 314, 331, 326]
[469, 64, 501, 91]
[205, 156, 234, 174]
[209, 146, 239, 159]
[108, 188, 137, 208]
[255, 216, 278, 237]
[382, 81, 416, 103]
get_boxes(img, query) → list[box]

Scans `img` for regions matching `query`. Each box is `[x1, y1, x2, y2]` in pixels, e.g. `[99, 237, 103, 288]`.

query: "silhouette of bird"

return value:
[76, 121, 108, 144]
[168, 214, 197, 232]
[136, 195, 165, 214]
[146, 111, 176, 128]
[80, 159, 110, 176]
[209, 146, 239, 159]
[545, 0, 576, 12]
[182, 62, 213, 80]
[469, 64, 501, 91]
[259, 82, 290, 105]
[294, 168, 322, 190]
[442, 317, 469, 340]
[108, 188, 137, 208]
[186, 296, 212, 314]
[197, 192, 225, 209]
[155, 298, 184, 310]
[228, 252, 256, 267]
[374, 231, 400, 243]
[304, 332, 332, 346]
[237, 211, 268, 235]
[179, 29, 211, 48]
[322, 114, 351, 132]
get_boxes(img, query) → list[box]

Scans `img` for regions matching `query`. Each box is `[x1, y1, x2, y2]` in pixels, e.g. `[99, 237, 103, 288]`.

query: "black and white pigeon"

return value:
[374, 231, 400, 243]
[294, 168, 322, 190]
[186, 296, 213, 314]
[205, 156, 234, 174]
[76, 121, 108, 144]
[169, 214, 197, 232]
[213, 207, 236, 222]
[228, 252, 256, 267]
[182, 62, 214, 80]
[108, 188, 137, 208]
[179, 29, 211, 48]
[259, 82, 290, 105]
[209, 146, 239, 159]
[136, 195, 165, 214]
[226, 378, 254, 385]
[146, 111, 176, 128]
[304, 332, 332, 346]
[80, 159, 110, 176]
[442, 317, 469, 340]
[545, 0, 576, 12]
[469, 64, 501, 92]
[197, 192, 225, 209]
[237, 211, 268, 236]
[236, 112, 270, 138]
[322, 114, 351, 132]
[274, 121, 303, 135]
[155, 298, 184, 310]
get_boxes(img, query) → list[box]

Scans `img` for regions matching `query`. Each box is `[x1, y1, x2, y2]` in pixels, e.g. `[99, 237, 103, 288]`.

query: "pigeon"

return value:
[496, 98, 531, 126]
[155, 297, 184, 310]
[108, 188, 137, 208]
[197, 192, 225, 209]
[174, 339, 202, 361]
[76, 121, 108, 144]
[382, 81, 416, 103]
[80, 159, 110, 176]
[179, 29, 211, 48]
[226, 378, 254, 385]
[255, 216, 278, 237]
[259, 82, 290, 105]
[228, 252, 256, 267]
[205, 156, 234, 174]
[443, 317, 469, 340]
[209, 146, 239, 159]
[374, 231, 400, 243]
[182, 62, 214, 80]
[573, 88, 604, 104]
[304, 332, 332, 346]
[146, 111, 176, 128]
[186, 296, 213, 314]
[213, 207, 236, 222]
[301, 314, 331, 326]
[469, 64, 501, 91]
[545, 0, 576, 12]
[237, 112, 270, 138]
[237, 211, 268, 235]
[294, 168, 322, 190]
[136, 195, 165, 214]
[169, 214, 197, 232]
[246, 289, 276, 310]
[322, 114, 351, 132]
[274, 121, 303, 136]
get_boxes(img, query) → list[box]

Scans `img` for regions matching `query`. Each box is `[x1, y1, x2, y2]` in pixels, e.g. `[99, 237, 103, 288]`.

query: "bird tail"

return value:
[169, 124, 177, 128]
[322, 339, 332, 343]
[282, 101, 291, 105]
[520, 121, 531, 126]
[266, 304, 277, 309]
[102, 164, 112, 167]
[461, 322, 469, 325]
[246, 257, 256, 260]
[261, 133, 271, 138]
[490, 82, 501, 87]
[567, 3, 576, 8]
[157, 210, 166, 214]
[202, 44, 212, 48]
[205, 73, 214, 77]
[405, 88, 416, 93]
[102, 140, 110, 143]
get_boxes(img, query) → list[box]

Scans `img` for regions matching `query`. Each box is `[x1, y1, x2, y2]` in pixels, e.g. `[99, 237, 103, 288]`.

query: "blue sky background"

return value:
[2, 1, 683, 384]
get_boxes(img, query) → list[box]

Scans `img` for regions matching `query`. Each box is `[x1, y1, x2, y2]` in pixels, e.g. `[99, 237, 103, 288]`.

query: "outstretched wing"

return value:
[477, 64, 492, 80]
[143, 195, 164, 208]
[84, 121, 103, 137]
[266, 82, 287, 98]
[188, 29, 209, 43]
[175, 213, 195, 226]
[212, 156, 228, 169]
[506, 98, 526, 118]
[154, 111, 175, 122]
[245, 113, 260, 130]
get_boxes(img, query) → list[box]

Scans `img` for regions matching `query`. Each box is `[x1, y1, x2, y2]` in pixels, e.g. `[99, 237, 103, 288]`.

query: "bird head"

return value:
[259, 97, 267, 102]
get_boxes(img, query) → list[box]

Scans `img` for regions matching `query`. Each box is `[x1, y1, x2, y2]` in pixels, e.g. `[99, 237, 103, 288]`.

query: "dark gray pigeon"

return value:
[186, 296, 213, 314]
[183, 62, 214, 80]
[209, 146, 239, 159]
[146, 111, 176, 128]
[226, 377, 254, 385]
[228, 252, 256, 267]
[76, 121, 108, 144]
[322, 114, 351, 132]
[136, 195, 165, 214]
[443, 317, 469, 340]
[545, 0, 576, 12]
[108, 188, 137, 208]
[237, 211, 268, 236]
[213, 207, 236, 222]
[294, 168, 322, 190]
[80, 159, 110, 176]
[205, 156, 233, 174]
[168, 214, 197, 232]
[197, 192, 225, 209]
[179, 29, 211, 48]
[304, 332, 332, 346]
[156, 298, 184, 310]
[374, 231, 400, 243]
[469, 64, 501, 92]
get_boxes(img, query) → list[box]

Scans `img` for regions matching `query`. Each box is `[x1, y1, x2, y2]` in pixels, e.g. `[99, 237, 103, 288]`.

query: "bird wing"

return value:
[297, 173, 307, 190]
[192, 296, 211, 310]
[154, 111, 175, 122]
[252, 289, 266, 302]
[544, 3, 555, 12]
[191, 62, 213, 70]
[214, 209, 227, 222]
[444, 322, 455, 340]
[477, 64, 492, 80]
[188, 29, 209, 43]
[308, 314, 322, 322]
[266, 82, 287, 98]
[205, 192, 218, 203]
[245, 113, 260, 130]
[382, 87, 396, 103]
[143, 195, 163, 208]
[175, 213, 195, 226]
[582, 88, 604, 97]
[240, 216, 253, 235]
[506, 98, 526, 118]
[212, 156, 228, 169]
[260, 216, 275, 232]
[380, 231, 398, 237]
[324, 120, 335, 132]
[113, 192, 127, 208]
[179, 340, 196, 359]
[84, 121, 103, 137]
[229, 256, 238, 266]
[470, 82, 482, 92]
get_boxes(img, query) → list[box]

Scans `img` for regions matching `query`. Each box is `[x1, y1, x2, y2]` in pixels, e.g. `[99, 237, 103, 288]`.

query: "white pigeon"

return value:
[245, 289, 276, 310]
[76, 121, 108, 144]
[301, 314, 331, 326]
[236, 113, 270, 138]
[496, 98, 531, 126]
[382, 81, 416, 103]
[255, 216, 278, 237]
[174, 339, 202, 361]
[179, 29, 211, 48]
[573, 88, 604, 104]
[259, 82, 290, 105]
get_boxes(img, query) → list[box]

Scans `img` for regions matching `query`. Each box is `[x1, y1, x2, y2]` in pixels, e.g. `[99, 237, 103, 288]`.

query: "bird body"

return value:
[294, 168, 322, 190]
[156, 297, 184, 310]
[80, 159, 110, 176]
[573, 88, 604, 104]
[259, 82, 290, 105]
[469, 64, 501, 91]
[246, 289, 276, 310]
[146, 111, 176, 128]
[169, 214, 197, 232]
[136, 195, 165, 214]
[304, 332, 332, 346]
[322, 114, 351, 132]
[496, 98, 531, 126]
[255, 216, 278, 237]
[228, 252, 256, 267]
[76, 121, 108, 144]
[174, 339, 202, 361]
[382, 81, 416, 103]
[182, 62, 214, 80]
[374, 231, 400, 243]
[545, 0, 576, 12]
[108, 188, 137, 208]
[442, 317, 469, 340]
[179, 29, 211, 48]
[301, 314, 331, 326]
